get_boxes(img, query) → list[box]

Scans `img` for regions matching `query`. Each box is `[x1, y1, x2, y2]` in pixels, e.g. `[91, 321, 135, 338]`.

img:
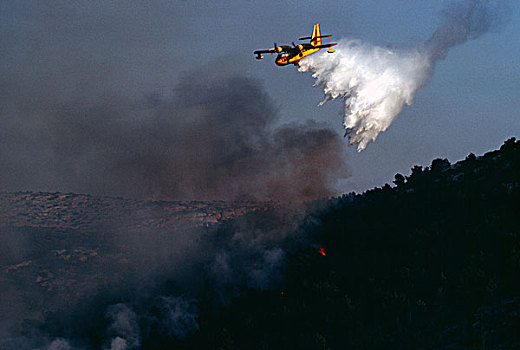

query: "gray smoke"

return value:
[157, 296, 199, 340]
[0, 199, 315, 349]
[104, 304, 140, 350]
[46, 339, 73, 350]
[0, 2, 349, 202]
[0, 66, 348, 201]
[427, 0, 507, 58]
[299, 0, 510, 151]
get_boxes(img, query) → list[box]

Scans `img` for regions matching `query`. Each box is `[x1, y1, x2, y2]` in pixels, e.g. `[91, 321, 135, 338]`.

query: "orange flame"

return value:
[319, 247, 326, 256]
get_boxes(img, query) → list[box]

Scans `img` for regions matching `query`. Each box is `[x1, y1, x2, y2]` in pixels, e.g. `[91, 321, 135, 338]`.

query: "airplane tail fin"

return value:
[311, 23, 321, 47]
[299, 24, 332, 46]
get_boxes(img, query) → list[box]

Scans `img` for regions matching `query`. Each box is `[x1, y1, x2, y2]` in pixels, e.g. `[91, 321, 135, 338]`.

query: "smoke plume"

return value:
[0, 65, 349, 201]
[0, 2, 349, 202]
[0, 2, 348, 347]
[0, 202, 315, 349]
[298, 0, 509, 151]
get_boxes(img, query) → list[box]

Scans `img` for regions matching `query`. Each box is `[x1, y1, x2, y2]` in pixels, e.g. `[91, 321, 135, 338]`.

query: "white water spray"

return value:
[299, 41, 432, 151]
[299, 0, 508, 151]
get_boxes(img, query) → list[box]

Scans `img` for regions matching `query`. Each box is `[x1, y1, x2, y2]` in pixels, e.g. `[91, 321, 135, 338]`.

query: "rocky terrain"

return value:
[0, 192, 272, 335]
[0, 192, 271, 232]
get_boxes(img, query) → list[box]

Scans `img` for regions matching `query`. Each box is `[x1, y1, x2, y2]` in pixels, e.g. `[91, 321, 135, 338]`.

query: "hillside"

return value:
[1, 138, 519, 349]
[175, 138, 520, 350]
[0, 193, 271, 340]
[0, 192, 270, 232]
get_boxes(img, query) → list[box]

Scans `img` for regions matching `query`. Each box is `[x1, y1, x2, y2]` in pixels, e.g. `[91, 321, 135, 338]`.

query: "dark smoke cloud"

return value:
[0, 67, 348, 201]
[0, 2, 349, 201]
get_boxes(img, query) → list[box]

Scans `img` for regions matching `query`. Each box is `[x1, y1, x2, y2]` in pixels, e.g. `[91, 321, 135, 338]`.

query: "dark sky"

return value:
[1, 0, 518, 197]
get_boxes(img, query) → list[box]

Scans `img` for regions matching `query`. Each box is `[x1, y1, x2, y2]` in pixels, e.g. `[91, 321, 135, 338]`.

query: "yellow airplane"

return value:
[254, 24, 337, 67]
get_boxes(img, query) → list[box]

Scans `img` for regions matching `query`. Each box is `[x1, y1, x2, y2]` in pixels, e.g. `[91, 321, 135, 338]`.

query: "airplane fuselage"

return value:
[274, 47, 321, 66]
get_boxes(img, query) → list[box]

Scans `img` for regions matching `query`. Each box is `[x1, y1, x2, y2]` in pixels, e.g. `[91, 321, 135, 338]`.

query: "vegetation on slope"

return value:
[171, 138, 520, 350]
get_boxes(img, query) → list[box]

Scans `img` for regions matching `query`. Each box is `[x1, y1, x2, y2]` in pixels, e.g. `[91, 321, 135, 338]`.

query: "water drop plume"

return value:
[299, 0, 509, 151]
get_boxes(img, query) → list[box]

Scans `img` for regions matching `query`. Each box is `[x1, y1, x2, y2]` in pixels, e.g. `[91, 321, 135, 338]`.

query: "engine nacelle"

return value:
[256, 54, 264, 60]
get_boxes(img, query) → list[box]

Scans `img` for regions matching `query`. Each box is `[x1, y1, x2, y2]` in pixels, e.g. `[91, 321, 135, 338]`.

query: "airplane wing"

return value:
[278, 45, 295, 52]
[254, 49, 276, 55]
[254, 45, 300, 59]
[253, 48, 278, 59]
[313, 43, 337, 49]
[254, 45, 298, 55]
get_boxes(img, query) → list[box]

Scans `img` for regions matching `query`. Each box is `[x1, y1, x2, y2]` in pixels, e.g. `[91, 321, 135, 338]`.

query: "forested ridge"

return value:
[7, 139, 517, 349]
[170, 138, 520, 350]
